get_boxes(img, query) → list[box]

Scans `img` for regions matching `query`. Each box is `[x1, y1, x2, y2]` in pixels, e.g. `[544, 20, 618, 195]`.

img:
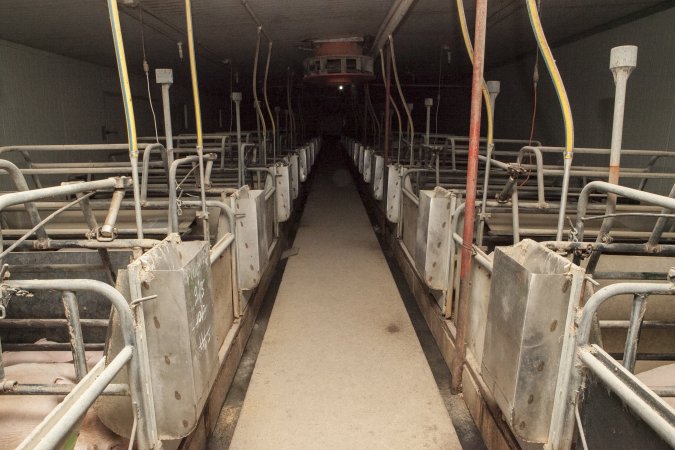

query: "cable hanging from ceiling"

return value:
[138, 2, 160, 144]
[388, 35, 414, 165]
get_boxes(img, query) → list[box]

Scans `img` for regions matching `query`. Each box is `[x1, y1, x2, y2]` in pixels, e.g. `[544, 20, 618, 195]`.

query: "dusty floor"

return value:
[208, 142, 484, 449]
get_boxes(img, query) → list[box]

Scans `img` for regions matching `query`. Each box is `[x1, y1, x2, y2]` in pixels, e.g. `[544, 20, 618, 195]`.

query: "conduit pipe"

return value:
[263, 42, 276, 160]
[389, 36, 414, 165]
[252, 28, 268, 163]
[380, 49, 403, 164]
[450, 0, 488, 394]
[185, 0, 210, 242]
[382, 48, 392, 165]
[106, 0, 144, 240]
[525, 0, 575, 241]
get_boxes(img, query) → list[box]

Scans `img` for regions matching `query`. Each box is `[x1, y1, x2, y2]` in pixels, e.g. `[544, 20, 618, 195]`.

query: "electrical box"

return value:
[155, 68, 173, 85]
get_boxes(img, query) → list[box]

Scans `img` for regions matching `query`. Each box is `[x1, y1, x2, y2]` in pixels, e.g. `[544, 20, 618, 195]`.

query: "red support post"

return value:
[450, 0, 489, 394]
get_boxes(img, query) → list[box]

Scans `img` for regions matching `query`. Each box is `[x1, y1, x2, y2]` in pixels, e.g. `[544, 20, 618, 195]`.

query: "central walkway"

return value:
[229, 148, 461, 449]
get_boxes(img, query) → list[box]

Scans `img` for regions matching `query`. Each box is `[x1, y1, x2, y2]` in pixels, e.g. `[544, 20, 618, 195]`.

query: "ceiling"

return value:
[0, 0, 669, 93]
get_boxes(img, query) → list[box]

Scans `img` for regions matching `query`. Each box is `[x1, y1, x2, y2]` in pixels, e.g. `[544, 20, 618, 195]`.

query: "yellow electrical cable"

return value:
[106, 0, 138, 160]
[455, 0, 493, 147]
[185, 0, 203, 148]
[525, 0, 574, 159]
[107, 0, 144, 240]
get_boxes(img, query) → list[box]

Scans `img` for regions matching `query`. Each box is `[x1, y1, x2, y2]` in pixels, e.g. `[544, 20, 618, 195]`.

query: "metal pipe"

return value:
[61, 291, 87, 381]
[622, 293, 647, 373]
[382, 48, 392, 166]
[477, 80, 500, 246]
[100, 189, 126, 238]
[424, 98, 433, 146]
[232, 92, 243, 187]
[19, 347, 133, 450]
[106, 0, 143, 242]
[516, 146, 546, 206]
[526, 0, 575, 241]
[263, 42, 276, 161]
[0, 160, 48, 242]
[577, 282, 675, 346]
[160, 82, 174, 160]
[389, 36, 414, 166]
[141, 143, 169, 202]
[647, 183, 675, 248]
[511, 189, 520, 244]
[594, 46, 638, 245]
[184, 0, 210, 243]
[577, 347, 675, 448]
[168, 154, 216, 233]
[450, 0, 488, 394]
[2, 383, 128, 396]
[575, 181, 675, 242]
[6, 277, 151, 448]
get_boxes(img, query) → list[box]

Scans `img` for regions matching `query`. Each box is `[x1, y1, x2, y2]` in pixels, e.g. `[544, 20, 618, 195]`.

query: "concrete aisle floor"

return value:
[228, 149, 462, 449]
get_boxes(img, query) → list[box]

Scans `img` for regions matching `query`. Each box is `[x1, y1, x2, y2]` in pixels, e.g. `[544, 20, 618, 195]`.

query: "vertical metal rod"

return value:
[362, 85, 369, 144]
[61, 291, 87, 381]
[263, 42, 276, 162]
[586, 47, 637, 273]
[596, 46, 638, 239]
[477, 80, 500, 246]
[511, 189, 521, 244]
[233, 93, 243, 187]
[424, 98, 433, 146]
[76, 193, 116, 284]
[383, 48, 392, 166]
[184, 0, 209, 242]
[648, 183, 675, 248]
[623, 293, 647, 373]
[450, 0, 488, 394]
[160, 83, 174, 165]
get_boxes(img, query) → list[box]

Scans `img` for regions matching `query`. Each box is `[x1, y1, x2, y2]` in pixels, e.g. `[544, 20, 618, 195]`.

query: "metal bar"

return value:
[578, 346, 675, 448]
[451, 0, 488, 394]
[0, 160, 48, 241]
[600, 320, 675, 329]
[100, 189, 126, 238]
[577, 282, 675, 346]
[622, 293, 647, 373]
[575, 181, 675, 242]
[61, 291, 87, 381]
[647, 183, 675, 248]
[1, 343, 105, 352]
[6, 278, 153, 449]
[383, 47, 392, 166]
[2, 383, 128, 396]
[17, 346, 133, 450]
[0, 318, 108, 328]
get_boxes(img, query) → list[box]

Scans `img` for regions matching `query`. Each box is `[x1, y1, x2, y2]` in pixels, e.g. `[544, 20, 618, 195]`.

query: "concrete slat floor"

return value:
[223, 147, 463, 449]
